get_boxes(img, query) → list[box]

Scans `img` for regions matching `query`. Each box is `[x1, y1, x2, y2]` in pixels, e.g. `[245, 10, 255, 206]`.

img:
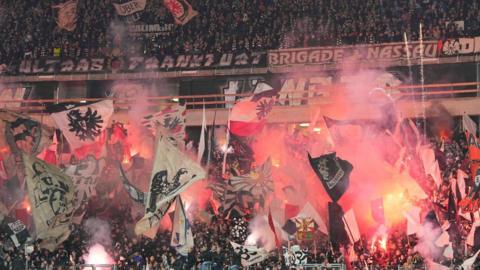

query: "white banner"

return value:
[113, 0, 147, 16]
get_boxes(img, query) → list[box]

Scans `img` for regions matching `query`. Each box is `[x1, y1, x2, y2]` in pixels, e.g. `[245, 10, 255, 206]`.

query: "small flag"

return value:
[343, 208, 361, 243]
[170, 196, 194, 256]
[197, 104, 206, 163]
[463, 115, 478, 136]
[268, 209, 280, 248]
[461, 250, 480, 270]
[163, 0, 198, 25]
[230, 242, 269, 266]
[4, 218, 30, 248]
[52, 0, 78, 31]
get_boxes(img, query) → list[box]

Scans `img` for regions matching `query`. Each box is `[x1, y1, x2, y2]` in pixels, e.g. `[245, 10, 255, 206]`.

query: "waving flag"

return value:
[163, 0, 198, 25]
[343, 208, 361, 243]
[135, 135, 205, 236]
[52, 0, 78, 31]
[141, 104, 186, 148]
[328, 201, 349, 248]
[230, 82, 278, 137]
[2, 218, 30, 248]
[294, 202, 327, 235]
[65, 155, 105, 224]
[50, 100, 113, 150]
[286, 245, 308, 267]
[308, 152, 353, 202]
[23, 154, 74, 251]
[463, 115, 478, 136]
[170, 196, 194, 256]
[0, 110, 54, 156]
[230, 242, 269, 266]
[229, 157, 274, 201]
[119, 163, 147, 205]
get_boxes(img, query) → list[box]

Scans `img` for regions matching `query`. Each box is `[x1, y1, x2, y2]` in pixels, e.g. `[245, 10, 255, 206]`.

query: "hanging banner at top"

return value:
[268, 36, 480, 67]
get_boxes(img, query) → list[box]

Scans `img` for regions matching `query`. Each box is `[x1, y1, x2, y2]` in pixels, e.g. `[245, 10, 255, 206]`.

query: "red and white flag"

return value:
[230, 82, 278, 137]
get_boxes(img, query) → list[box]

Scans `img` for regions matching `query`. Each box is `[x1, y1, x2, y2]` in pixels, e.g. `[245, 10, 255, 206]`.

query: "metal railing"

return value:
[0, 81, 479, 114]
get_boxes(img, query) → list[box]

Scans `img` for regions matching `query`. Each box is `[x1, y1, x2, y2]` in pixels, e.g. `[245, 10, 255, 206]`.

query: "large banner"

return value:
[16, 52, 266, 75]
[23, 154, 74, 251]
[269, 36, 480, 67]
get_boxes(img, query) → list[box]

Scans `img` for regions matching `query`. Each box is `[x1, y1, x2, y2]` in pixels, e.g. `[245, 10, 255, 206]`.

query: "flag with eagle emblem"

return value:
[163, 0, 198, 25]
[135, 135, 205, 236]
[230, 82, 279, 137]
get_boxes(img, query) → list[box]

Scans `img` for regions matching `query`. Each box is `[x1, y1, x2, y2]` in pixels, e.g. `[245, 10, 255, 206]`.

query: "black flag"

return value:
[328, 202, 349, 250]
[308, 152, 353, 202]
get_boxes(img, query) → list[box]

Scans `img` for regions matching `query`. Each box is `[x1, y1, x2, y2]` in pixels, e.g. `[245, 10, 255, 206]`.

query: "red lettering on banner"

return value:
[379, 46, 392, 59]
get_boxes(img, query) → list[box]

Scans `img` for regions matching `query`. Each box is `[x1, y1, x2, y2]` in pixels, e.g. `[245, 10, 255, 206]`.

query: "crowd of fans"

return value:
[0, 0, 479, 67]
[0, 117, 478, 270]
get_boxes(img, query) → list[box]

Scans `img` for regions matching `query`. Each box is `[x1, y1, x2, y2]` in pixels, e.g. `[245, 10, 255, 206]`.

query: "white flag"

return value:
[403, 206, 421, 235]
[170, 196, 194, 256]
[23, 154, 75, 251]
[289, 245, 308, 266]
[443, 243, 453, 259]
[419, 145, 442, 188]
[135, 135, 205, 235]
[463, 115, 477, 136]
[141, 104, 186, 148]
[462, 250, 480, 270]
[343, 208, 361, 243]
[467, 220, 480, 246]
[230, 242, 269, 266]
[435, 230, 450, 247]
[65, 155, 105, 224]
[50, 100, 113, 150]
[197, 104, 206, 163]
[457, 169, 467, 199]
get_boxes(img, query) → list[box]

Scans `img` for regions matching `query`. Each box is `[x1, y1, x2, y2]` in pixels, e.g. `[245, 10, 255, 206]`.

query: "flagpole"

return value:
[222, 109, 231, 176]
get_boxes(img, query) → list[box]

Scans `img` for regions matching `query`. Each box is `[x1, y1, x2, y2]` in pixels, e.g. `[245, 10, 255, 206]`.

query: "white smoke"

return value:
[82, 218, 114, 268]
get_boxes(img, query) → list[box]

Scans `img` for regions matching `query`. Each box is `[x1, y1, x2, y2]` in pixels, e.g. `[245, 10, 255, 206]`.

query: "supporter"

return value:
[0, 0, 479, 67]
